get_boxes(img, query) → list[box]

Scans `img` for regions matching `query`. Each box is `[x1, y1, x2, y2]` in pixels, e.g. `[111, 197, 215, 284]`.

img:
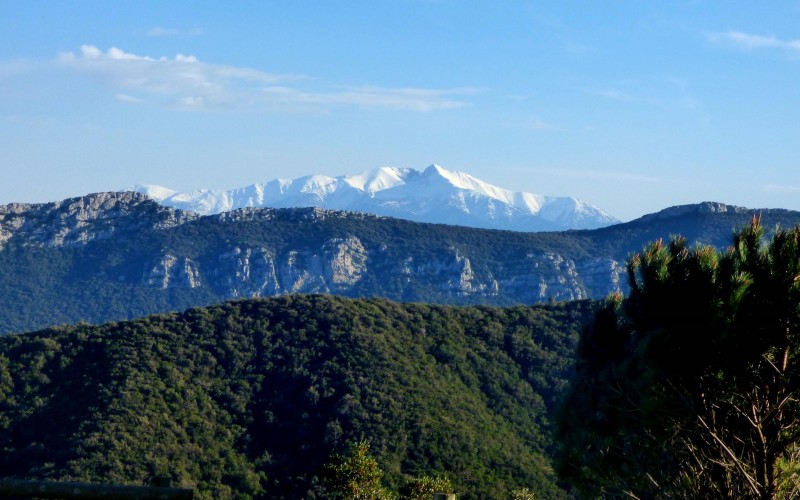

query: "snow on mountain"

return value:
[134, 184, 177, 202]
[129, 164, 619, 231]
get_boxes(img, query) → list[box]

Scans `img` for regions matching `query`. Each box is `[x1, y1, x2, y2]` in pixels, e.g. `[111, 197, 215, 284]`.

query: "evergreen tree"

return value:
[322, 440, 393, 500]
[557, 218, 800, 499]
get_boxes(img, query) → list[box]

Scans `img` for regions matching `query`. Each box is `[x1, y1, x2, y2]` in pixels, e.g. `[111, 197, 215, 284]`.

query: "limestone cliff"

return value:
[3, 192, 795, 334]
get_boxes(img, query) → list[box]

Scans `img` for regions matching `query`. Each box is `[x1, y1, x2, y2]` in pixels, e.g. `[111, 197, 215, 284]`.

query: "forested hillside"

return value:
[3, 192, 800, 335]
[0, 295, 593, 499]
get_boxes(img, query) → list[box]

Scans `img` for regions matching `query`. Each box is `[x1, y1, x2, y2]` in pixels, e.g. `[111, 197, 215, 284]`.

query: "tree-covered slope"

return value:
[3, 193, 799, 335]
[0, 295, 593, 499]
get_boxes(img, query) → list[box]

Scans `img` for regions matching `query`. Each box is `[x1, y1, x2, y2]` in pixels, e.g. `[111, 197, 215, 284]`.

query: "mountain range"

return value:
[1, 191, 798, 335]
[131, 164, 619, 232]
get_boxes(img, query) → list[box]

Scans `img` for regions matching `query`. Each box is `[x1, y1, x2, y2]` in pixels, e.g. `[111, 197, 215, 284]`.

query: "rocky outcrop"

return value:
[279, 250, 326, 293]
[0, 192, 196, 250]
[132, 238, 614, 303]
[184, 237, 370, 298]
[144, 254, 202, 289]
[407, 248, 482, 295]
[493, 253, 587, 303]
[214, 246, 281, 298]
[322, 237, 368, 287]
[574, 258, 626, 297]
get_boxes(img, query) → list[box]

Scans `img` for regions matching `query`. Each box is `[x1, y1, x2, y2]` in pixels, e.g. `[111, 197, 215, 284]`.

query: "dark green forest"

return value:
[0, 295, 593, 499]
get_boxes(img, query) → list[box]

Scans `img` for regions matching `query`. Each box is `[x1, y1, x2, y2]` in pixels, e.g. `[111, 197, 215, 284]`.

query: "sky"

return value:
[1, 1, 799, 221]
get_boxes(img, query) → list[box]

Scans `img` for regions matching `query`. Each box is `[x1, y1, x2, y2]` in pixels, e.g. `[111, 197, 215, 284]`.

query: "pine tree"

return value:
[557, 218, 800, 499]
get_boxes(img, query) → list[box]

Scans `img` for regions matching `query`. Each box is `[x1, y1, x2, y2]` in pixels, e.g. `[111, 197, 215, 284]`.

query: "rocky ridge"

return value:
[0, 192, 197, 250]
[2, 192, 797, 334]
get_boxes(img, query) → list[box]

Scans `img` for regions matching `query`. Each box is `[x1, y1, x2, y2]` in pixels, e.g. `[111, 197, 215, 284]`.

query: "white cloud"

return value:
[56, 45, 472, 112]
[114, 93, 141, 103]
[708, 31, 800, 53]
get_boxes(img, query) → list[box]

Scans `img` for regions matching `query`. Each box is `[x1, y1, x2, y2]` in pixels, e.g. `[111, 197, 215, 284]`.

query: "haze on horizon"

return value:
[1, 1, 799, 222]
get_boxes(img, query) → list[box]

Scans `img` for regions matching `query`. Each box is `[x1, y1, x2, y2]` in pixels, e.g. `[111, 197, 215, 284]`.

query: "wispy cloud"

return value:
[259, 85, 473, 112]
[146, 26, 204, 37]
[56, 45, 473, 112]
[114, 93, 142, 103]
[708, 31, 800, 53]
[57, 45, 291, 110]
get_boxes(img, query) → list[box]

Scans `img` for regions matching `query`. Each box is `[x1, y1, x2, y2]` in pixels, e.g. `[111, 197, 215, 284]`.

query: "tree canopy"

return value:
[0, 295, 590, 499]
[556, 218, 800, 499]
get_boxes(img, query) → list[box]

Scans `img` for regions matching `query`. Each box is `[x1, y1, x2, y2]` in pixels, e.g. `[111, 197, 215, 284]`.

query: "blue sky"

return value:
[1, 1, 799, 221]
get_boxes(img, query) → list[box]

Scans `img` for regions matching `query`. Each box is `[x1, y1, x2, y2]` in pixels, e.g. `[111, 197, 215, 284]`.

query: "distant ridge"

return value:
[4, 192, 800, 335]
[633, 201, 751, 222]
[130, 164, 619, 231]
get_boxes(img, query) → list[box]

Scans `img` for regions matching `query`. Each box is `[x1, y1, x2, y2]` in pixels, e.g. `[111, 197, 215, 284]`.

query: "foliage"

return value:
[0, 295, 590, 498]
[557, 219, 800, 498]
[322, 440, 393, 500]
[398, 474, 454, 499]
[510, 487, 536, 500]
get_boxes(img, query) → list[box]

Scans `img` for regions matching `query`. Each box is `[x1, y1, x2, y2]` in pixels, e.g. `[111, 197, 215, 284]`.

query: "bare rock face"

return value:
[322, 237, 368, 287]
[494, 253, 587, 303]
[117, 218, 741, 304]
[574, 258, 626, 297]
[403, 248, 475, 296]
[437, 250, 489, 295]
[144, 254, 202, 289]
[215, 246, 281, 298]
[0, 192, 196, 250]
[278, 250, 325, 293]
[190, 237, 369, 297]
[274, 237, 369, 294]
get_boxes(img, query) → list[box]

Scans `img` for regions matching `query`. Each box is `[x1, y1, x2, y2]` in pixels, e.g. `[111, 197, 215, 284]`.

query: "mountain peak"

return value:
[343, 166, 410, 194]
[424, 163, 447, 175]
[129, 165, 619, 231]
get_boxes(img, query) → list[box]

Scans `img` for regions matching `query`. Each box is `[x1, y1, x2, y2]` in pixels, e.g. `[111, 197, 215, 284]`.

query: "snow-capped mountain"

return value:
[131, 164, 619, 231]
